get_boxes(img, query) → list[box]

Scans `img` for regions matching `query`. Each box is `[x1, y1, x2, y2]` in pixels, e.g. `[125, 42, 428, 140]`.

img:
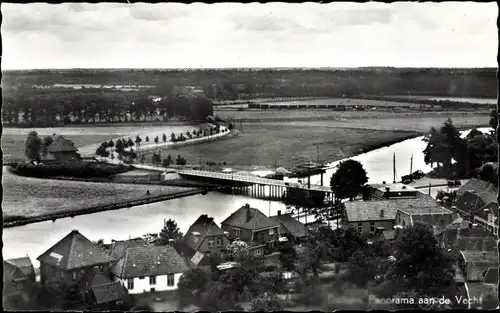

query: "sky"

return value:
[1, 2, 498, 69]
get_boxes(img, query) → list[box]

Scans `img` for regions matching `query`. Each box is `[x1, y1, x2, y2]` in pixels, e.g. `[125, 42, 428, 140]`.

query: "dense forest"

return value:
[2, 85, 213, 126]
[3, 68, 497, 100]
[2, 68, 496, 126]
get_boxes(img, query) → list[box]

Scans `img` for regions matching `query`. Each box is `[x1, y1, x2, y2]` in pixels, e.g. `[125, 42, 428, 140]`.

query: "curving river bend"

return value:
[2, 128, 491, 267]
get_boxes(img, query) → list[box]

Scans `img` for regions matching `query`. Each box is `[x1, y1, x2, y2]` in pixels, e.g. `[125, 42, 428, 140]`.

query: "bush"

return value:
[12, 162, 133, 179]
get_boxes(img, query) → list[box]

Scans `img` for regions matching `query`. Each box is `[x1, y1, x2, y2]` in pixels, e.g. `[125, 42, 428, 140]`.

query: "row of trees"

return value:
[3, 86, 213, 126]
[5, 68, 496, 102]
[422, 116, 498, 181]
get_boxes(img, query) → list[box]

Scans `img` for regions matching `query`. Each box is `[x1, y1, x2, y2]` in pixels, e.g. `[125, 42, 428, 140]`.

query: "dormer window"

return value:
[233, 228, 241, 237]
[208, 240, 215, 248]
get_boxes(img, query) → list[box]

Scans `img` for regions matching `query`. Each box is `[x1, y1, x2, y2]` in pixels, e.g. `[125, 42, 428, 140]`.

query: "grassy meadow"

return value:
[2, 169, 195, 219]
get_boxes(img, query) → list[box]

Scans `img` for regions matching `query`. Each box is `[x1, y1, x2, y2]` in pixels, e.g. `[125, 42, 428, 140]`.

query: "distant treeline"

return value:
[2, 86, 213, 127]
[3, 68, 497, 101]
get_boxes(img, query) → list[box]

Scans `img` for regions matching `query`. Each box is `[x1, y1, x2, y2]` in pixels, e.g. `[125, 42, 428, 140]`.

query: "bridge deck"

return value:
[177, 169, 332, 193]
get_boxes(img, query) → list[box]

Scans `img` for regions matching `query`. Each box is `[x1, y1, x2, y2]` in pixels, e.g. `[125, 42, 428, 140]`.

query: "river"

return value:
[2, 127, 492, 267]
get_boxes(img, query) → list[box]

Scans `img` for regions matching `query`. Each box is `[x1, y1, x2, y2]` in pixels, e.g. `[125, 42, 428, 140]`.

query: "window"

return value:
[149, 276, 156, 285]
[217, 237, 223, 246]
[72, 271, 77, 280]
[208, 240, 215, 248]
[80, 269, 85, 274]
[167, 274, 175, 286]
[370, 222, 375, 233]
[255, 248, 262, 256]
[127, 279, 134, 290]
[269, 228, 274, 235]
[139, 276, 145, 280]
[233, 229, 241, 237]
[60, 270, 64, 279]
[403, 220, 406, 226]
[357, 223, 363, 233]
[150, 288, 155, 292]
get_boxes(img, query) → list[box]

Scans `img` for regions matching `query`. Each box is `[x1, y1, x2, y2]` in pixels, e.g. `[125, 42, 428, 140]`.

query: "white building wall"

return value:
[114, 273, 183, 294]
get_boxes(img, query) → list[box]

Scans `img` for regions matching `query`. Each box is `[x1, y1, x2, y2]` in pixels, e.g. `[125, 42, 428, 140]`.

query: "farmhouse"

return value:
[183, 214, 230, 264]
[110, 245, 189, 294]
[3, 257, 36, 309]
[221, 204, 281, 256]
[343, 200, 398, 234]
[395, 206, 456, 235]
[270, 210, 307, 243]
[44, 135, 82, 163]
[37, 230, 116, 291]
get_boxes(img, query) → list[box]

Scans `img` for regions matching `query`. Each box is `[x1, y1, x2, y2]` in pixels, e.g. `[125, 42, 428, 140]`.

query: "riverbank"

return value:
[3, 188, 204, 228]
[2, 168, 202, 226]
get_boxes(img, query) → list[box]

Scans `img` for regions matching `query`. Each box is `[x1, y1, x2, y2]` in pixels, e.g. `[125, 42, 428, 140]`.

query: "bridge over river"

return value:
[177, 169, 334, 202]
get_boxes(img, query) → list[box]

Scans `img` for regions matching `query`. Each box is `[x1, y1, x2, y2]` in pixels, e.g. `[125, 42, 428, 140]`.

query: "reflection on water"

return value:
[2, 128, 492, 266]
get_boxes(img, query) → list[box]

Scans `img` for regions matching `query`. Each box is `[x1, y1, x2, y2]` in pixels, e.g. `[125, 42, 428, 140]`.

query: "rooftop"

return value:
[400, 206, 452, 215]
[48, 135, 78, 153]
[270, 213, 307, 238]
[222, 204, 280, 231]
[457, 178, 497, 197]
[91, 281, 125, 305]
[185, 214, 225, 251]
[4, 256, 35, 277]
[111, 245, 189, 279]
[461, 250, 499, 264]
[37, 230, 115, 270]
[371, 182, 418, 193]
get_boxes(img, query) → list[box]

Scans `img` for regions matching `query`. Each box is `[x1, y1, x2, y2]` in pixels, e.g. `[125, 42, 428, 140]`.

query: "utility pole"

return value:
[313, 143, 320, 163]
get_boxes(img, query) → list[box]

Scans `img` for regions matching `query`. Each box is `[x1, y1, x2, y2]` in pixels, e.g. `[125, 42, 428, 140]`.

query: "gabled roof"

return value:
[91, 281, 125, 305]
[79, 272, 113, 291]
[457, 178, 498, 197]
[5, 256, 35, 277]
[474, 202, 499, 220]
[3, 261, 27, 297]
[48, 135, 78, 153]
[185, 214, 225, 251]
[111, 245, 189, 279]
[109, 238, 150, 259]
[270, 214, 306, 238]
[37, 230, 115, 270]
[221, 204, 280, 231]
[455, 191, 488, 215]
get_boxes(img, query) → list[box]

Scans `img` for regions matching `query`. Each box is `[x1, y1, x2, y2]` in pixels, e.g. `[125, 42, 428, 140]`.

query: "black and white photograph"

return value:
[1, 1, 498, 311]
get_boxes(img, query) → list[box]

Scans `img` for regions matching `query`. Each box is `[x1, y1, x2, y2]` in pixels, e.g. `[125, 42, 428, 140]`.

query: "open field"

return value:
[143, 111, 489, 170]
[2, 168, 196, 219]
[215, 108, 490, 123]
[143, 125, 420, 170]
[386, 95, 497, 104]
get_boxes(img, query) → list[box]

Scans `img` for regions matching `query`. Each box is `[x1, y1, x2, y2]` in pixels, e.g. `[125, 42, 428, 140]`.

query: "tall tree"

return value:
[330, 159, 368, 200]
[158, 219, 184, 245]
[25, 131, 42, 162]
[41, 136, 54, 158]
[489, 109, 497, 131]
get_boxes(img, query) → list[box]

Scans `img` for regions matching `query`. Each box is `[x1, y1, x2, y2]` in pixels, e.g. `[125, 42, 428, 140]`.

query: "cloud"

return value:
[0, 2, 497, 69]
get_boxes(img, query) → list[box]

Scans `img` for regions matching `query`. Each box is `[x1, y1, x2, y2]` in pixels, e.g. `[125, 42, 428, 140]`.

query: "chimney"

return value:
[402, 186, 406, 189]
[385, 187, 390, 192]
[277, 210, 281, 216]
[71, 229, 78, 233]
[380, 210, 384, 218]
[245, 204, 252, 222]
[168, 239, 174, 247]
[382, 181, 386, 185]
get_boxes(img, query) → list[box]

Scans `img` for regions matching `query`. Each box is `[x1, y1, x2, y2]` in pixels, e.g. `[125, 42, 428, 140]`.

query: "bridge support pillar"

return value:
[320, 173, 324, 186]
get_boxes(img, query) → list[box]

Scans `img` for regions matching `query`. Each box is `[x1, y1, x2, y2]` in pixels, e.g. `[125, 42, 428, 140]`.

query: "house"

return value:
[439, 226, 497, 253]
[109, 237, 151, 259]
[110, 245, 190, 294]
[458, 250, 499, 282]
[456, 178, 497, 197]
[471, 201, 498, 235]
[345, 192, 443, 235]
[44, 135, 82, 163]
[184, 214, 231, 260]
[270, 210, 307, 243]
[369, 182, 419, 200]
[79, 272, 125, 308]
[395, 206, 456, 235]
[37, 230, 116, 292]
[3, 257, 36, 309]
[221, 204, 282, 255]
[344, 200, 398, 234]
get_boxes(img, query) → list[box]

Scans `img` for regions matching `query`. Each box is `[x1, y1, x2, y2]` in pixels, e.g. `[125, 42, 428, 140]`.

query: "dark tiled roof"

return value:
[48, 135, 78, 153]
[474, 202, 499, 220]
[222, 205, 280, 230]
[483, 267, 498, 284]
[91, 281, 125, 304]
[345, 192, 443, 222]
[3, 261, 25, 297]
[111, 245, 189, 279]
[185, 214, 225, 251]
[5, 256, 35, 277]
[458, 237, 498, 252]
[456, 192, 487, 215]
[80, 272, 113, 291]
[37, 230, 115, 270]
[110, 238, 150, 259]
[457, 178, 497, 197]
[270, 214, 306, 238]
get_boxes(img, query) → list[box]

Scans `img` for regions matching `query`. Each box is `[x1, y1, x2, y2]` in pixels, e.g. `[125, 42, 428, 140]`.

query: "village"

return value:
[4, 171, 499, 311]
